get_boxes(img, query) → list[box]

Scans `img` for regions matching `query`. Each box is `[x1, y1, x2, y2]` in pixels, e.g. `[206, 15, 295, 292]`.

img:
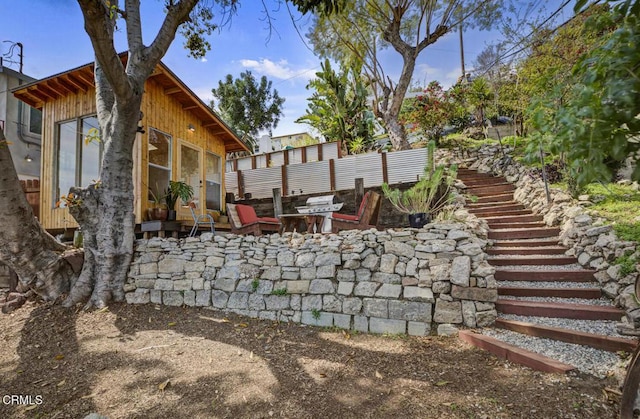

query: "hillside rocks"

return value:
[126, 218, 497, 336]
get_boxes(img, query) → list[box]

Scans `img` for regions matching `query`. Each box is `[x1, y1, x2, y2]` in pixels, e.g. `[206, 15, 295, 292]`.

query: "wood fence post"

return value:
[329, 159, 336, 191]
[381, 152, 389, 184]
[281, 165, 288, 197]
[272, 188, 283, 217]
[237, 170, 245, 198]
[355, 178, 364, 208]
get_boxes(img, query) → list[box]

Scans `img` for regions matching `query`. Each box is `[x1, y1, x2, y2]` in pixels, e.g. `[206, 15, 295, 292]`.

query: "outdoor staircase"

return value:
[456, 168, 637, 373]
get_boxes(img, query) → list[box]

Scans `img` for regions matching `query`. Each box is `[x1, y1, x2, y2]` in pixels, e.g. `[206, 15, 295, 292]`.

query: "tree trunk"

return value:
[384, 116, 410, 150]
[0, 129, 78, 311]
[64, 92, 141, 309]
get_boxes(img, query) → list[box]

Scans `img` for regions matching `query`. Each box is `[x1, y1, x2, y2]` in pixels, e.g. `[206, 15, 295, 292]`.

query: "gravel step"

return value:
[458, 330, 576, 374]
[492, 238, 561, 247]
[495, 268, 596, 282]
[478, 328, 623, 378]
[498, 280, 600, 288]
[475, 193, 516, 204]
[487, 222, 548, 229]
[495, 318, 637, 353]
[466, 184, 515, 195]
[499, 314, 629, 340]
[484, 214, 543, 224]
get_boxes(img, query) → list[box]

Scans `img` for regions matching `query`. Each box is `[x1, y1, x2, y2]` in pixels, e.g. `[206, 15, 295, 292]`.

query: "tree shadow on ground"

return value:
[0, 302, 619, 418]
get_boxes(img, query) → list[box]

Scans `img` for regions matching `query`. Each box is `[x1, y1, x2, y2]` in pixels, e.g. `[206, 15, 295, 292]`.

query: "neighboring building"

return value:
[13, 58, 249, 231]
[0, 64, 42, 180]
[271, 132, 318, 151]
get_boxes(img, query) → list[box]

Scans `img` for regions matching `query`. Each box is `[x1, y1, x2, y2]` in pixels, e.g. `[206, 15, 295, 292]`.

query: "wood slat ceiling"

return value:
[13, 59, 249, 153]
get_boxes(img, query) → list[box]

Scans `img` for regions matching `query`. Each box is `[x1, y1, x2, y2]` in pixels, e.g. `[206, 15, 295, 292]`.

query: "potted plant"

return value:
[165, 180, 194, 221]
[147, 186, 168, 221]
[382, 140, 458, 228]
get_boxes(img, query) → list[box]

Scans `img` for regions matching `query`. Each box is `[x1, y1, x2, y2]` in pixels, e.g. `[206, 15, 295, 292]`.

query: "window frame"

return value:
[147, 127, 173, 202]
[53, 115, 102, 207]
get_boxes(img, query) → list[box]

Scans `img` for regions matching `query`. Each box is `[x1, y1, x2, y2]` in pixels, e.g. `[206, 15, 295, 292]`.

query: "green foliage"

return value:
[251, 279, 259, 292]
[522, 4, 640, 191]
[165, 180, 194, 210]
[382, 141, 458, 216]
[271, 287, 288, 296]
[615, 253, 638, 277]
[296, 60, 374, 154]
[582, 183, 640, 241]
[210, 71, 285, 149]
[311, 308, 321, 320]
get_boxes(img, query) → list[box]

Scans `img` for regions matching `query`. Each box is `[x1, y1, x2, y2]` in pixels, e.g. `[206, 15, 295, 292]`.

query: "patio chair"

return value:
[226, 203, 281, 236]
[188, 202, 215, 237]
[331, 191, 381, 232]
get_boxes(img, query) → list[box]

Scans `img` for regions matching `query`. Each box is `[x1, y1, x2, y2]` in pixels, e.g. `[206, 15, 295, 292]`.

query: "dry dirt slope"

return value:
[0, 301, 622, 418]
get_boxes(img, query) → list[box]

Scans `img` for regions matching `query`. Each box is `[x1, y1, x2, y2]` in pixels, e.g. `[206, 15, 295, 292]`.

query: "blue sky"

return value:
[0, 1, 575, 137]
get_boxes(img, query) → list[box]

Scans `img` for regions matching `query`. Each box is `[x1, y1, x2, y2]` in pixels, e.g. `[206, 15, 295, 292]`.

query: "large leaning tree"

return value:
[0, 0, 338, 312]
[306, 0, 500, 150]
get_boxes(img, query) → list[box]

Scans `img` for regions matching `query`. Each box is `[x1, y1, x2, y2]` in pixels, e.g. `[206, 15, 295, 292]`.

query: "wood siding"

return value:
[40, 77, 228, 230]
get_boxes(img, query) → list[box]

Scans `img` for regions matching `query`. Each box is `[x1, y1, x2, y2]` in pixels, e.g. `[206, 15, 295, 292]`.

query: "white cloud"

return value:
[239, 58, 316, 82]
[200, 57, 208, 63]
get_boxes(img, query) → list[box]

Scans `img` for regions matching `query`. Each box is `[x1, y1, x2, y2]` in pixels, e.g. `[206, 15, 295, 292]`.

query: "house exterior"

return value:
[0, 64, 42, 180]
[271, 132, 318, 150]
[13, 58, 249, 231]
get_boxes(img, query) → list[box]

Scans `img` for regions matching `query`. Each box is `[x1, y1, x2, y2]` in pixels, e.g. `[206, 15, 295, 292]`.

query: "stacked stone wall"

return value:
[125, 220, 498, 335]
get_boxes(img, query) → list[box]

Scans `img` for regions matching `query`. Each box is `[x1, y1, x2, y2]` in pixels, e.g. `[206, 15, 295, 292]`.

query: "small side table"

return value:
[141, 220, 182, 239]
[278, 214, 325, 234]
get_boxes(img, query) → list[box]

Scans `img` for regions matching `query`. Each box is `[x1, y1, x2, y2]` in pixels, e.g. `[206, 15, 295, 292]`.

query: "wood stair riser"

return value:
[487, 222, 547, 229]
[495, 269, 595, 282]
[485, 215, 543, 224]
[496, 300, 624, 321]
[498, 287, 601, 299]
[489, 257, 577, 266]
[492, 240, 561, 248]
[476, 194, 514, 204]
[470, 209, 530, 217]
[467, 184, 516, 196]
[488, 228, 560, 240]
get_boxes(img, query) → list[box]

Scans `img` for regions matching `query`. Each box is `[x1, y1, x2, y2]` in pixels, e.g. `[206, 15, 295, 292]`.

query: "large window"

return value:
[55, 116, 101, 205]
[206, 152, 222, 211]
[29, 106, 42, 135]
[148, 128, 172, 201]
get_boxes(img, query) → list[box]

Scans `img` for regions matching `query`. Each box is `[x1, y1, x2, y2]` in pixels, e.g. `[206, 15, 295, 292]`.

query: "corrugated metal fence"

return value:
[226, 147, 428, 199]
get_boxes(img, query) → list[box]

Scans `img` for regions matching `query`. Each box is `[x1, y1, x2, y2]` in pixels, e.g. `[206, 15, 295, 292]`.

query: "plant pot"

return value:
[408, 212, 430, 228]
[148, 207, 168, 221]
[166, 209, 177, 221]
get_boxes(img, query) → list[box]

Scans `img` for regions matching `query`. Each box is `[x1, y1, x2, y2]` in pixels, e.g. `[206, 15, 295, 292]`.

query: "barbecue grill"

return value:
[296, 195, 343, 233]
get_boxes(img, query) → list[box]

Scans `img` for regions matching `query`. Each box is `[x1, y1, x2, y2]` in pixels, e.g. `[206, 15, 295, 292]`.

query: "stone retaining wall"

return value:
[125, 219, 498, 335]
[454, 144, 640, 315]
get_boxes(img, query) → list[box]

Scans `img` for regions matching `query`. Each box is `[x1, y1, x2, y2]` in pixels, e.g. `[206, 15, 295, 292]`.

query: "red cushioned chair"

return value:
[226, 203, 281, 236]
[331, 191, 381, 232]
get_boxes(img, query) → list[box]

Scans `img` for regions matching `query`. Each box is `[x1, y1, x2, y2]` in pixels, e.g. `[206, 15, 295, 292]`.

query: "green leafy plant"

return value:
[165, 180, 194, 211]
[251, 279, 259, 292]
[311, 308, 321, 320]
[615, 253, 638, 278]
[271, 287, 288, 296]
[382, 140, 458, 216]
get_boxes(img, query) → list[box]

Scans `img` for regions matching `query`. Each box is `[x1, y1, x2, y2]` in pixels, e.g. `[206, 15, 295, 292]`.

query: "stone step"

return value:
[495, 319, 637, 353]
[496, 299, 625, 321]
[488, 256, 577, 266]
[488, 227, 561, 240]
[488, 246, 567, 255]
[484, 214, 543, 224]
[475, 193, 514, 204]
[498, 286, 602, 299]
[458, 330, 576, 373]
[495, 269, 595, 282]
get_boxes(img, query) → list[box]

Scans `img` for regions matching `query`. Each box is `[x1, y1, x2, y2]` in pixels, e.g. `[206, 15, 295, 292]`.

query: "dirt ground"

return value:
[0, 299, 625, 419]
